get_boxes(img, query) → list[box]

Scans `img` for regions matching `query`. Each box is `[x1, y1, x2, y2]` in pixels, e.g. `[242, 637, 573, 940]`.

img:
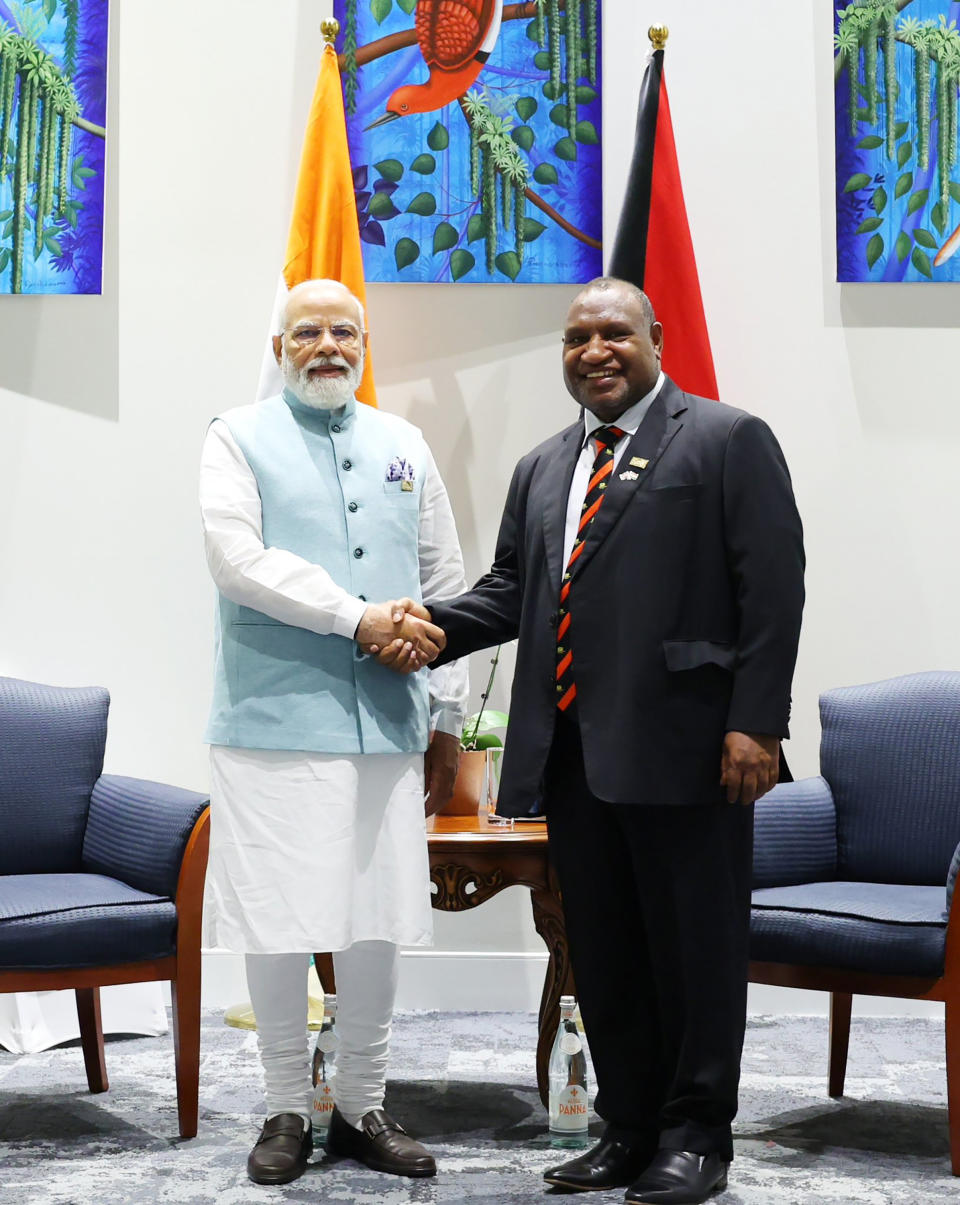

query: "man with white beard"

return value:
[199, 278, 468, 1186]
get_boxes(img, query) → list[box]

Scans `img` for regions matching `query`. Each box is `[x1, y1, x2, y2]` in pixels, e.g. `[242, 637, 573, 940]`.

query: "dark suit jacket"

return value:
[431, 378, 805, 816]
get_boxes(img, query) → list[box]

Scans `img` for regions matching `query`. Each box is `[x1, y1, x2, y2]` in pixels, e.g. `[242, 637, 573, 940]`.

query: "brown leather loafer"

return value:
[326, 1105, 436, 1177]
[247, 1112, 312, 1185]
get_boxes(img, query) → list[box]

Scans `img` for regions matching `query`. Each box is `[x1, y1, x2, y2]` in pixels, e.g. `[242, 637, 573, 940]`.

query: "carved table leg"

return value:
[531, 875, 575, 1109]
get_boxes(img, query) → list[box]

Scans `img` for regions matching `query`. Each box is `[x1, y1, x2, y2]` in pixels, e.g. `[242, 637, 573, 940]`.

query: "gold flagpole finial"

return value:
[648, 25, 669, 51]
[321, 17, 340, 45]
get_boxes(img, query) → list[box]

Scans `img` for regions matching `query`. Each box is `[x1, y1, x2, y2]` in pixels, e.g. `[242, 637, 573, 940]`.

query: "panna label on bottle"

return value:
[316, 1031, 338, 1054]
[552, 1084, 589, 1130]
[312, 1081, 334, 1121]
[559, 1032, 582, 1056]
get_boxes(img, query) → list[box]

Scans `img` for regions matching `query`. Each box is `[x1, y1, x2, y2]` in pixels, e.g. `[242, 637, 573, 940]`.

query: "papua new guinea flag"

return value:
[609, 46, 718, 401]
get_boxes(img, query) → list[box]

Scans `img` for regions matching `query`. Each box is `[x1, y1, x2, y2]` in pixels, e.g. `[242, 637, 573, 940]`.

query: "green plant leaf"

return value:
[857, 134, 883, 149]
[549, 104, 569, 127]
[473, 732, 503, 750]
[843, 172, 872, 193]
[906, 188, 929, 214]
[511, 124, 535, 151]
[914, 227, 938, 248]
[394, 237, 419, 270]
[894, 171, 913, 199]
[43, 0, 56, 19]
[542, 80, 566, 100]
[856, 216, 883, 233]
[0, 248, 9, 271]
[375, 158, 404, 182]
[534, 50, 550, 69]
[496, 250, 522, 280]
[911, 245, 933, 277]
[43, 232, 61, 256]
[432, 221, 458, 254]
[464, 709, 509, 735]
[554, 137, 577, 161]
[369, 191, 399, 219]
[866, 233, 884, 269]
[897, 141, 913, 167]
[521, 218, 547, 242]
[396, 0, 416, 12]
[450, 248, 475, 281]
[410, 153, 436, 174]
[0, 209, 11, 221]
[895, 230, 911, 261]
[575, 120, 599, 145]
[467, 213, 485, 242]
[895, 120, 909, 138]
[406, 191, 437, 216]
[371, 0, 393, 25]
[872, 186, 887, 215]
[932, 200, 948, 234]
[533, 162, 559, 185]
[427, 122, 449, 151]
[525, 19, 540, 41]
[515, 96, 538, 121]
[575, 84, 598, 103]
[2, 219, 12, 239]
[949, 181, 960, 204]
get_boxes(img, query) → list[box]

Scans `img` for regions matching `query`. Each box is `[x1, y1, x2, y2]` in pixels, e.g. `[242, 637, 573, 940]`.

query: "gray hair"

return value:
[277, 278, 367, 335]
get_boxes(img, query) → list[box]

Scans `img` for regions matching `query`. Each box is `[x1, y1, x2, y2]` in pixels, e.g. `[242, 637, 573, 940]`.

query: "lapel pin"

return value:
[619, 469, 640, 482]
[630, 456, 649, 469]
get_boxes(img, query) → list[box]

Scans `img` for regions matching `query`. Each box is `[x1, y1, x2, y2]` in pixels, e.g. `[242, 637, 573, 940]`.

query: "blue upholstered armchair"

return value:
[0, 676, 210, 1138]
[750, 671, 960, 1174]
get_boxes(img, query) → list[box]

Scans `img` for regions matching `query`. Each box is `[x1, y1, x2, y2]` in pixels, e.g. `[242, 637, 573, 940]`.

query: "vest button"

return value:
[348, 501, 358, 512]
[354, 547, 363, 559]
[342, 459, 352, 470]
[332, 424, 341, 433]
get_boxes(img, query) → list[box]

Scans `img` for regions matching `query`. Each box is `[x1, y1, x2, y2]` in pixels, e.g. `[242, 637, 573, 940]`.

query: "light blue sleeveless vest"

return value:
[205, 390, 430, 754]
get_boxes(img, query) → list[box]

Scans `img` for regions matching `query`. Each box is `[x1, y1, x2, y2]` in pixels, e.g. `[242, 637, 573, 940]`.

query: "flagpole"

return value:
[321, 17, 340, 45]
[648, 25, 669, 51]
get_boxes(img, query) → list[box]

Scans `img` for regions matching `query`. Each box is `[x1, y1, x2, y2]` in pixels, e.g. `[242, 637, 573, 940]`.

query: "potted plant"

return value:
[442, 648, 508, 815]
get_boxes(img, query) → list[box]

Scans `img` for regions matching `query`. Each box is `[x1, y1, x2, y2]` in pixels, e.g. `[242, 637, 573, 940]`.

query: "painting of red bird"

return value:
[367, 0, 504, 127]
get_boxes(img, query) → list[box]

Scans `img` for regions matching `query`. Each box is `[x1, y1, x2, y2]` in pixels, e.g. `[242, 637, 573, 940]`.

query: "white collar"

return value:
[582, 370, 665, 441]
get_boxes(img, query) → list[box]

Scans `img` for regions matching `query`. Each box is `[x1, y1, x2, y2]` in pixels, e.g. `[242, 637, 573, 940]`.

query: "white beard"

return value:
[282, 348, 364, 411]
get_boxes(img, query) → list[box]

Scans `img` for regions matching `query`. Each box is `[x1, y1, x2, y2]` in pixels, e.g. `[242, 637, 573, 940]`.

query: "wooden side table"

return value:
[315, 814, 573, 1108]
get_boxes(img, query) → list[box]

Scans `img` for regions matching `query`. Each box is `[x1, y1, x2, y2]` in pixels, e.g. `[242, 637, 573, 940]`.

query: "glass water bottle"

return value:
[548, 994, 590, 1147]
[311, 994, 338, 1137]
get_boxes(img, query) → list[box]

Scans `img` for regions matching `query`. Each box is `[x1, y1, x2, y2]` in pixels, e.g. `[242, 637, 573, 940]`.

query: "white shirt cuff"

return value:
[430, 708, 464, 739]
[332, 596, 369, 640]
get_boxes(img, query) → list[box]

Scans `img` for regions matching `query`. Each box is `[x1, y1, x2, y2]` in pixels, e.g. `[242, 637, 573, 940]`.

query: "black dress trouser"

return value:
[544, 711, 754, 1163]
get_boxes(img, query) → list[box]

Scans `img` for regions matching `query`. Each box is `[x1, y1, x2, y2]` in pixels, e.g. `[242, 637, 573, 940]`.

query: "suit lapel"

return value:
[541, 421, 584, 592]
[570, 381, 688, 583]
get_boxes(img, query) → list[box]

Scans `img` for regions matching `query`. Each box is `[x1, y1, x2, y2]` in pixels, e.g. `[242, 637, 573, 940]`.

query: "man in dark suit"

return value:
[371, 277, 804, 1204]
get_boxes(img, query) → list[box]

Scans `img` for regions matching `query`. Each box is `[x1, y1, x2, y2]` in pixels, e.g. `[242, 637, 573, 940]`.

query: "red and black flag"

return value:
[609, 35, 718, 401]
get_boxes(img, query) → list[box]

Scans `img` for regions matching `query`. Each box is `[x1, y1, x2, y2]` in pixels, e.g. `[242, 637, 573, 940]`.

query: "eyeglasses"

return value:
[282, 323, 362, 349]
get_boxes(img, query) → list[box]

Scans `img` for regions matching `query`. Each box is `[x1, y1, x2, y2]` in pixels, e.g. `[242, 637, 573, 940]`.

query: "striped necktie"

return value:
[556, 425, 626, 712]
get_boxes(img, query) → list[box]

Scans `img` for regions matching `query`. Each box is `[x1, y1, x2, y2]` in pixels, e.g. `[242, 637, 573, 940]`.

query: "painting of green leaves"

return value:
[0, 0, 106, 294]
[836, 0, 960, 281]
[333, 0, 602, 283]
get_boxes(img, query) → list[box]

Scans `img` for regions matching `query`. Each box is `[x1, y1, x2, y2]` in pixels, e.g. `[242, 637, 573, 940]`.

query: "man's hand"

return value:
[355, 599, 445, 670]
[721, 731, 780, 805]
[424, 731, 460, 817]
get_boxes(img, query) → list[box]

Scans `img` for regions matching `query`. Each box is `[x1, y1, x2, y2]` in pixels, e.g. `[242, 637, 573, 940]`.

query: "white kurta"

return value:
[199, 418, 468, 953]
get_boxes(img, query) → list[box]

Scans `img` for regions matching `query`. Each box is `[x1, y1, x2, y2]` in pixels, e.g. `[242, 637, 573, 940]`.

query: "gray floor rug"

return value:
[0, 1010, 954, 1204]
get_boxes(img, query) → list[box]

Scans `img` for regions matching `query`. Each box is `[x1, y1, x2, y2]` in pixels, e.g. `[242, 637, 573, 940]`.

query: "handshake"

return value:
[355, 598, 444, 675]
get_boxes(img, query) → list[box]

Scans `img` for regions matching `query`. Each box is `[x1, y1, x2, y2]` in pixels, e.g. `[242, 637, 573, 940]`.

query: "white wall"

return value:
[0, 0, 955, 1018]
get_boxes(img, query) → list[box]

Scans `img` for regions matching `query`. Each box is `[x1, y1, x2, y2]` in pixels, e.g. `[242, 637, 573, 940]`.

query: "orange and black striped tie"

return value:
[556, 425, 626, 712]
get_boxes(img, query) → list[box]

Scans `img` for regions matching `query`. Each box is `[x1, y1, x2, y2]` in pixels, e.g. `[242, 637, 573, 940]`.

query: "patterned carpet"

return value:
[0, 1010, 954, 1204]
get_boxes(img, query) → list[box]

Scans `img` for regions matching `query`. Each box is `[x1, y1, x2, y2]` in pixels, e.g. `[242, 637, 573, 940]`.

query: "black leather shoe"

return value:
[544, 1132, 657, 1191]
[246, 1113, 312, 1185]
[625, 1150, 728, 1204]
[326, 1105, 436, 1177]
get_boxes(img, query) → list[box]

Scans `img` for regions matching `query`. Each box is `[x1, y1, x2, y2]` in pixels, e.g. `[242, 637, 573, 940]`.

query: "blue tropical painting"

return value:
[836, 0, 960, 281]
[0, 0, 107, 294]
[333, 0, 602, 284]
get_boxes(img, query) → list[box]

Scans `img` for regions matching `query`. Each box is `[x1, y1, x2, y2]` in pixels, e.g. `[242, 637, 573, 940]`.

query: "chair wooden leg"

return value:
[313, 952, 336, 995]
[946, 999, 960, 1175]
[75, 987, 108, 1093]
[828, 990, 852, 1098]
[171, 950, 202, 1139]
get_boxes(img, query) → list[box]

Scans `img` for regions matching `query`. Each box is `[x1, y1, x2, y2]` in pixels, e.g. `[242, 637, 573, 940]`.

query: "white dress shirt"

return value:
[562, 371, 665, 568]
[200, 418, 469, 735]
